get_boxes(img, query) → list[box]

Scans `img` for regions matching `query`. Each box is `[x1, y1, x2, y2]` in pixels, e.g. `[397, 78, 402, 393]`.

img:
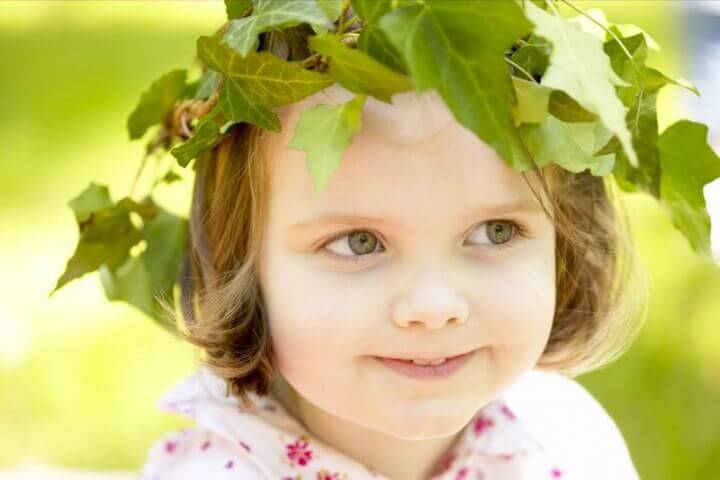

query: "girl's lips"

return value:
[375, 349, 477, 379]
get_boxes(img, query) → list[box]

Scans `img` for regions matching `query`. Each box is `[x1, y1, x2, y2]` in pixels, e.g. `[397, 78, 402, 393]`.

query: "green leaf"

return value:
[351, 0, 417, 22]
[308, 0, 345, 37]
[564, 7, 612, 40]
[356, 24, 407, 74]
[604, 33, 651, 107]
[509, 33, 551, 79]
[521, 115, 615, 175]
[197, 33, 335, 131]
[310, 23, 330, 36]
[308, 33, 413, 102]
[646, 67, 699, 97]
[170, 104, 229, 167]
[117, 196, 159, 222]
[510, 77, 598, 126]
[610, 91, 662, 196]
[193, 70, 222, 100]
[523, 1, 638, 167]
[225, 0, 254, 20]
[605, 32, 699, 102]
[199, 33, 335, 106]
[548, 90, 599, 123]
[288, 94, 367, 193]
[219, 81, 281, 132]
[262, 23, 315, 61]
[142, 205, 188, 294]
[607, 23, 661, 51]
[67, 185, 156, 229]
[99, 254, 176, 332]
[51, 196, 144, 295]
[67, 182, 114, 224]
[316, 0, 345, 23]
[352, 0, 408, 74]
[510, 77, 552, 126]
[92, 200, 186, 330]
[565, 8, 663, 57]
[377, 0, 534, 170]
[223, 0, 332, 58]
[99, 255, 154, 318]
[658, 120, 720, 257]
[601, 32, 698, 198]
[127, 69, 188, 140]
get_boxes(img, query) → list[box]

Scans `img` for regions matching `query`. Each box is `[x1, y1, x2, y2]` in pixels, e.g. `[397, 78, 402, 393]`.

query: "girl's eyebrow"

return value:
[288, 198, 546, 232]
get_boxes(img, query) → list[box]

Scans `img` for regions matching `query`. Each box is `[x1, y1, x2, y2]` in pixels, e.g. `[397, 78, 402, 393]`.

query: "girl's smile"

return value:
[373, 347, 479, 379]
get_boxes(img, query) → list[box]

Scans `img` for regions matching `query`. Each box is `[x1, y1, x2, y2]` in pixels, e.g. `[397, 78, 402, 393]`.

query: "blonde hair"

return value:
[159, 116, 649, 405]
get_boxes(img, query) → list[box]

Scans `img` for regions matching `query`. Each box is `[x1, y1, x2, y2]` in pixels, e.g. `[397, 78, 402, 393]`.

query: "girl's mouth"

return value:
[374, 349, 477, 379]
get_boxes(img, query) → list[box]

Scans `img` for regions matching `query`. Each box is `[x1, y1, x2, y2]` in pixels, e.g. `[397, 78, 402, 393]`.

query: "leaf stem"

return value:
[545, 0, 561, 16]
[337, 0, 352, 34]
[557, 0, 635, 66]
[129, 152, 149, 199]
[505, 57, 538, 83]
[344, 14, 361, 30]
[150, 154, 170, 193]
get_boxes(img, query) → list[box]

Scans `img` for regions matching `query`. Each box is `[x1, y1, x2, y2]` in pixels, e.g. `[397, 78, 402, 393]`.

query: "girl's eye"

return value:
[465, 220, 523, 248]
[319, 220, 526, 262]
[322, 230, 386, 261]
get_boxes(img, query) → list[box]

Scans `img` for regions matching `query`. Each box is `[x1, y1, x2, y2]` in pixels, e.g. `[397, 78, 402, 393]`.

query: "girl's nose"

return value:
[390, 267, 470, 330]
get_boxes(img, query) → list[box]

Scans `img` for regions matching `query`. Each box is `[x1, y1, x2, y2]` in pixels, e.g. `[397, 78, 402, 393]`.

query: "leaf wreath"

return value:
[51, 0, 719, 330]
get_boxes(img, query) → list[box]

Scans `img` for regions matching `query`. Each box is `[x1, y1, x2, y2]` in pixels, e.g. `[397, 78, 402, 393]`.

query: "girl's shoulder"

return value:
[138, 427, 266, 480]
[501, 368, 639, 479]
[138, 368, 274, 479]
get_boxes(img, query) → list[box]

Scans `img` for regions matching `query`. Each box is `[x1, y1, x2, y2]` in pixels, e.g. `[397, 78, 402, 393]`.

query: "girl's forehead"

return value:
[266, 85, 543, 220]
[277, 84, 458, 147]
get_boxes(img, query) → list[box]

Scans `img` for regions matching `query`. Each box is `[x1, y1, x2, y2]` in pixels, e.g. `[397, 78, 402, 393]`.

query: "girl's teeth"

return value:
[411, 358, 447, 366]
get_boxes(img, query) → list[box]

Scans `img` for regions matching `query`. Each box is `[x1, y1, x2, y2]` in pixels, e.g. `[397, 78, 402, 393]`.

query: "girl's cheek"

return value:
[457, 249, 553, 327]
[264, 259, 375, 350]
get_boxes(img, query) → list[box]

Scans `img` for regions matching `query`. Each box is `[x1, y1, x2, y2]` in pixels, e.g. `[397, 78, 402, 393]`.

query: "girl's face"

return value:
[258, 85, 556, 440]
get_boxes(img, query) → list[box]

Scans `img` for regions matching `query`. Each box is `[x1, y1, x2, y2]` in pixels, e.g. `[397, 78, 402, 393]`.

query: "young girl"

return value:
[137, 82, 646, 480]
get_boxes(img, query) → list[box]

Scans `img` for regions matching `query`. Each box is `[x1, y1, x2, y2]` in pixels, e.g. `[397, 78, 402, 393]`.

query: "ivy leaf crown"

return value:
[51, 0, 720, 329]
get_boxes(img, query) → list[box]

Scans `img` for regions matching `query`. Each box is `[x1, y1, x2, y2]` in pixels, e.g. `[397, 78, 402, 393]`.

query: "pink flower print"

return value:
[239, 440, 251, 452]
[224, 460, 234, 469]
[550, 467, 564, 478]
[475, 472, 486, 480]
[500, 404, 516, 420]
[455, 467, 469, 480]
[316, 470, 342, 480]
[498, 453, 514, 461]
[200, 440, 211, 451]
[473, 415, 494, 435]
[436, 452, 456, 475]
[164, 441, 178, 454]
[286, 435, 314, 466]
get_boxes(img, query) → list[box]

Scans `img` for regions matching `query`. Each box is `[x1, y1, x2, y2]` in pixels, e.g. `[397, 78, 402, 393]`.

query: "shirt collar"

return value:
[158, 367, 545, 478]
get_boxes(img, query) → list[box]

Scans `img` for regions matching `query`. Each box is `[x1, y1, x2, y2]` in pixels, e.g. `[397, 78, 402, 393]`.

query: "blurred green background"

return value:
[0, 1, 718, 479]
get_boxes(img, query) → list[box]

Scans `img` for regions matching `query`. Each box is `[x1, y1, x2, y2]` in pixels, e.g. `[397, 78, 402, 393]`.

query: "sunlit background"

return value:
[0, 1, 719, 479]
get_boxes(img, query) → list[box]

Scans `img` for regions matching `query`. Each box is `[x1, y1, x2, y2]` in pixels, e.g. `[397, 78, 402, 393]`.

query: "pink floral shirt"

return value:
[139, 367, 639, 480]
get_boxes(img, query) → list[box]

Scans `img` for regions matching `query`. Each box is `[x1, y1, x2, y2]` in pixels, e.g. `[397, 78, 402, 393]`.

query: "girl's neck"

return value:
[269, 374, 463, 480]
